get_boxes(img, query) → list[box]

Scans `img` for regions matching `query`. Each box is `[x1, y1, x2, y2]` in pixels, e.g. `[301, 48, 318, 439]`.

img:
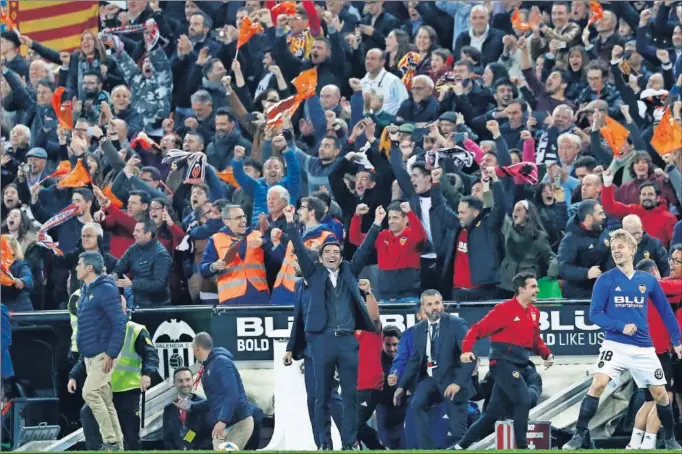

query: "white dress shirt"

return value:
[361, 68, 408, 116]
[425, 319, 441, 377]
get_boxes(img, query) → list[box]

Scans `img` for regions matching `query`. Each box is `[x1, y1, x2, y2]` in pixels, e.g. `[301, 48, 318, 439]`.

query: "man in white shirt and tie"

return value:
[393, 290, 474, 449]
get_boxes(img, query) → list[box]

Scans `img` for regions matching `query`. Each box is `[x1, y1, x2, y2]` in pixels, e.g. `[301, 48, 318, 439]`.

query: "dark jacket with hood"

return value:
[113, 238, 173, 307]
[76, 275, 127, 358]
[190, 347, 255, 427]
[557, 215, 612, 299]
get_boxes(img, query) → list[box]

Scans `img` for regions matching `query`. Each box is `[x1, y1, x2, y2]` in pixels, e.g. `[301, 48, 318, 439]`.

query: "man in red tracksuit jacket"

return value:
[628, 258, 682, 449]
[452, 271, 554, 450]
[349, 201, 426, 302]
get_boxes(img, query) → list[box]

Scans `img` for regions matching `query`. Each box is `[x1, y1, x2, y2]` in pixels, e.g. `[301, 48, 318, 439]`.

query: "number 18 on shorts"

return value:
[595, 340, 667, 388]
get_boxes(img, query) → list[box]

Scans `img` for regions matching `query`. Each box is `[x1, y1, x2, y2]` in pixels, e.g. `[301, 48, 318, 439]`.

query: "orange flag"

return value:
[511, 8, 539, 32]
[651, 108, 682, 156]
[217, 167, 241, 189]
[58, 159, 91, 188]
[600, 116, 630, 156]
[38, 160, 72, 185]
[266, 95, 303, 127]
[102, 185, 124, 208]
[271, 1, 296, 17]
[292, 67, 318, 100]
[588, 1, 604, 26]
[0, 235, 15, 287]
[51, 87, 73, 130]
[237, 16, 264, 49]
[379, 128, 391, 155]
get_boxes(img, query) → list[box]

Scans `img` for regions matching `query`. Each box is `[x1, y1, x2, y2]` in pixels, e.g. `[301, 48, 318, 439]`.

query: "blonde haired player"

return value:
[562, 229, 682, 450]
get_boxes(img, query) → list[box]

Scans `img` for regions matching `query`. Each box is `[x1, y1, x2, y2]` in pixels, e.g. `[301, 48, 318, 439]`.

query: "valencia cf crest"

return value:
[639, 284, 647, 294]
[643, 251, 650, 259]
[400, 237, 407, 246]
[512, 371, 520, 379]
[604, 239, 610, 247]
[531, 312, 537, 321]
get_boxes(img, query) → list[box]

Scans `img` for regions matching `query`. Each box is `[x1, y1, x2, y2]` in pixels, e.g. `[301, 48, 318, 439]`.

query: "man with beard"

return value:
[520, 41, 576, 113]
[558, 199, 612, 299]
[274, 12, 347, 93]
[602, 169, 678, 248]
[376, 326, 406, 449]
[472, 80, 520, 142]
[78, 72, 110, 126]
[194, 58, 229, 110]
[295, 135, 344, 195]
[163, 367, 211, 450]
[393, 290, 473, 449]
[96, 190, 149, 259]
[206, 109, 252, 171]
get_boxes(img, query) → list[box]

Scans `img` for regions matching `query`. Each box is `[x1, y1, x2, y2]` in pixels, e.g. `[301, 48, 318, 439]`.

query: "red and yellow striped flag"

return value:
[8, 1, 98, 52]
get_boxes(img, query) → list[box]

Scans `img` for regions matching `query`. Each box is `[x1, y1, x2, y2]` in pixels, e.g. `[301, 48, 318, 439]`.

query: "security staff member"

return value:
[68, 297, 159, 451]
[285, 204, 379, 450]
[452, 271, 554, 450]
[200, 205, 271, 305]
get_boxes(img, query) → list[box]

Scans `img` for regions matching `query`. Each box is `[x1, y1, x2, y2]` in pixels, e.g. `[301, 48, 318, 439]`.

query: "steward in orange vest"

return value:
[200, 205, 271, 305]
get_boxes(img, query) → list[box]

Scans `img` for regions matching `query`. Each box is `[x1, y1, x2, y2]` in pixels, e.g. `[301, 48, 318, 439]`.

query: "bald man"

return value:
[320, 85, 341, 112]
[614, 215, 670, 277]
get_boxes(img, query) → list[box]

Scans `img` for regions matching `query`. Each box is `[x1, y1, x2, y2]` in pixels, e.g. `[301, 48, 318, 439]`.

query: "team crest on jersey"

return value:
[639, 284, 647, 294]
[643, 251, 650, 259]
[400, 237, 407, 246]
[512, 371, 520, 379]
[655, 368, 664, 380]
[604, 239, 610, 247]
[531, 312, 536, 321]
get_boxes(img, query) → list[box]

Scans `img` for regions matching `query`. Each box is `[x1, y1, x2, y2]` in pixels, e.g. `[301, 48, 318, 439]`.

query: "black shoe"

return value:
[562, 430, 592, 450]
[342, 443, 360, 450]
[665, 438, 682, 450]
[100, 443, 120, 452]
[318, 443, 332, 451]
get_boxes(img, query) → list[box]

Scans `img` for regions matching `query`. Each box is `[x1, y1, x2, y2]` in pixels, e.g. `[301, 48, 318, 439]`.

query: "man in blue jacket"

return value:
[75, 251, 127, 451]
[176, 332, 255, 450]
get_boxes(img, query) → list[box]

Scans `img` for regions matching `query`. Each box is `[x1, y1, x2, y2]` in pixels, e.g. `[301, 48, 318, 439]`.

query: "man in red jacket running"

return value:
[451, 271, 554, 450]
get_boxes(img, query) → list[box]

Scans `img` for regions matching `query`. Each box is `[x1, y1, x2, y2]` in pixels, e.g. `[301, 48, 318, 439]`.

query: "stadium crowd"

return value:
[2, 0, 682, 450]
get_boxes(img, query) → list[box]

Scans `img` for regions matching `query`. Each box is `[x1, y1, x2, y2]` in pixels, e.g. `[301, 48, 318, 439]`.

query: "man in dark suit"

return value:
[284, 203, 381, 450]
[393, 290, 474, 449]
[283, 252, 343, 449]
[163, 367, 211, 450]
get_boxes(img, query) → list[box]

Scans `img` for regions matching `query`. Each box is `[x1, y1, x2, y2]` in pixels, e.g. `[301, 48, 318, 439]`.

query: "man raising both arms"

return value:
[562, 229, 682, 450]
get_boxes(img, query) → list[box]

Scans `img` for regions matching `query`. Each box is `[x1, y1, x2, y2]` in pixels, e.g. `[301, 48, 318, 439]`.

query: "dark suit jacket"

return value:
[398, 313, 474, 402]
[286, 223, 378, 334]
[453, 27, 506, 66]
[287, 280, 311, 361]
[163, 395, 211, 450]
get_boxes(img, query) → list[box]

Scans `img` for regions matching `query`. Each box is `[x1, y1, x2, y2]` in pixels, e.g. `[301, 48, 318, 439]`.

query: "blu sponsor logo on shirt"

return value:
[613, 284, 646, 308]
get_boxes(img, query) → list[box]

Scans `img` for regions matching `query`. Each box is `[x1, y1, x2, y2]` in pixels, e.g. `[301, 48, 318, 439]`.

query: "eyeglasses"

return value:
[669, 257, 682, 266]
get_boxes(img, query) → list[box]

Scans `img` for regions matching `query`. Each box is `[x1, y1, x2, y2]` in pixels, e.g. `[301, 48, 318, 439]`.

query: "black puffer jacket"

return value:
[113, 239, 172, 307]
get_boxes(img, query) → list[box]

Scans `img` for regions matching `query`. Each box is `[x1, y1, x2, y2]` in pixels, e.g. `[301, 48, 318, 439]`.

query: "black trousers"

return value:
[308, 331, 359, 447]
[357, 389, 384, 449]
[410, 377, 468, 449]
[81, 388, 140, 450]
[303, 356, 343, 447]
[459, 361, 532, 449]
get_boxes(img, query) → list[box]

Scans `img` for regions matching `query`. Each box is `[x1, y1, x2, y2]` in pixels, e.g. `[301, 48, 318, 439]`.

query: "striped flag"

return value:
[8, 0, 98, 52]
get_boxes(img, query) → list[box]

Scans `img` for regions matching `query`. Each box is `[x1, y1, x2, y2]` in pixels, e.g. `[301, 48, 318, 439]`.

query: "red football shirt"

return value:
[453, 229, 474, 289]
[356, 331, 384, 391]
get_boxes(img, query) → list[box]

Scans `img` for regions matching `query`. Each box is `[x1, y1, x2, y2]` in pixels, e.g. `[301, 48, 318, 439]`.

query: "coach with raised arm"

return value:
[284, 203, 379, 451]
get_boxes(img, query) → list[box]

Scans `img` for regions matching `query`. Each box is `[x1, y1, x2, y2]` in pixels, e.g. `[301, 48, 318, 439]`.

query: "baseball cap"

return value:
[26, 147, 48, 160]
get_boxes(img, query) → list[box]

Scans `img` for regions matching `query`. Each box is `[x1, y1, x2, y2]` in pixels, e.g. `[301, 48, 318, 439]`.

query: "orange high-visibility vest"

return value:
[274, 230, 334, 292]
[213, 230, 269, 303]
